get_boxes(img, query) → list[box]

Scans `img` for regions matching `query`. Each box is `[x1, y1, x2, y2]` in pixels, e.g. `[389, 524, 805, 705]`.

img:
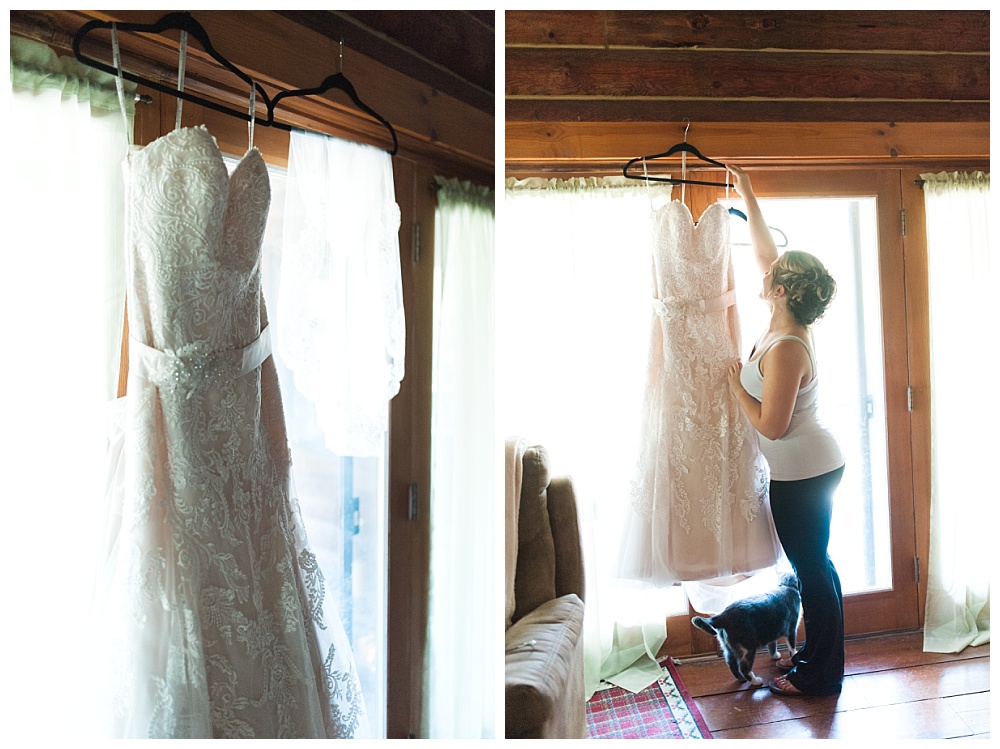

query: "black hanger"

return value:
[623, 142, 734, 188]
[72, 12, 275, 128]
[623, 133, 746, 220]
[72, 12, 398, 155]
[270, 72, 398, 156]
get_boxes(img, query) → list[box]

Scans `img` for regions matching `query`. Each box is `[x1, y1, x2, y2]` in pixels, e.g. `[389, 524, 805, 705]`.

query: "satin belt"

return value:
[130, 325, 272, 396]
[652, 289, 737, 320]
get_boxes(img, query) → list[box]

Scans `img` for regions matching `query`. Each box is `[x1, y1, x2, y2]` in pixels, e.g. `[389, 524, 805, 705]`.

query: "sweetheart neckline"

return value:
[128, 125, 263, 178]
[653, 200, 727, 227]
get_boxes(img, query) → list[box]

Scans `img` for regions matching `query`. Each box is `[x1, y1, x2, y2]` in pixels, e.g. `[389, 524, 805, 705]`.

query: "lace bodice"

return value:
[652, 201, 732, 305]
[125, 126, 270, 356]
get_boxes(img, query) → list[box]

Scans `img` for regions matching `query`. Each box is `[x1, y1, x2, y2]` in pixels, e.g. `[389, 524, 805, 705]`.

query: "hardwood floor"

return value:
[673, 630, 990, 739]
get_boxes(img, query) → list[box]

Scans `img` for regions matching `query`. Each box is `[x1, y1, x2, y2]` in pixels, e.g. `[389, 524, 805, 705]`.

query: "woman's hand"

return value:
[726, 164, 778, 274]
[728, 360, 745, 400]
[727, 164, 754, 200]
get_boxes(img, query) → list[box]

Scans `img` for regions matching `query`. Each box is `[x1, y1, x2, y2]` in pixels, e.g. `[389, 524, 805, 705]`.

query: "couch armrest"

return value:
[547, 477, 585, 602]
[505, 593, 586, 739]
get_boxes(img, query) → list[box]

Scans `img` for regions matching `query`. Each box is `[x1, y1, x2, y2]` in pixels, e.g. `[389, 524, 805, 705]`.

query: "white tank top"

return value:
[739, 335, 845, 481]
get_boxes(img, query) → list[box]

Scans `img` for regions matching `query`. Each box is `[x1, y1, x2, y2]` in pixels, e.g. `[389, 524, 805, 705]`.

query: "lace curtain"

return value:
[278, 129, 405, 458]
[422, 177, 496, 738]
[921, 171, 991, 653]
[7, 35, 132, 736]
[500, 177, 692, 697]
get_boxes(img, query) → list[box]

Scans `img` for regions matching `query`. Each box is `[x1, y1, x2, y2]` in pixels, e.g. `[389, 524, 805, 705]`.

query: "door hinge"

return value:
[914, 555, 920, 585]
[907, 386, 914, 412]
[408, 482, 419, 521]
[901, 208, 907, 236]
[412, 221, 421, 263]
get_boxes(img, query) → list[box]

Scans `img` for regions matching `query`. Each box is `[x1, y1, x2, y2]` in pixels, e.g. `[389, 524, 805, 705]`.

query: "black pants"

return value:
[769, 465, 845, 695]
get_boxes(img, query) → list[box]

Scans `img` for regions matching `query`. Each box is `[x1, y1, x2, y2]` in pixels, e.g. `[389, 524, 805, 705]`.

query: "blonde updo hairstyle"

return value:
[771, 251, 837, 326]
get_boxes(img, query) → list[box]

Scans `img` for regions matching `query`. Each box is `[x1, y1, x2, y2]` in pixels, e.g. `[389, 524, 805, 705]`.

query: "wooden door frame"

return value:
[660, 167, 932, 656]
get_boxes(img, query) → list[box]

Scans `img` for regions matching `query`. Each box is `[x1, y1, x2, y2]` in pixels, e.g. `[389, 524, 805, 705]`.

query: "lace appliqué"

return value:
[324, 644, 364, 737]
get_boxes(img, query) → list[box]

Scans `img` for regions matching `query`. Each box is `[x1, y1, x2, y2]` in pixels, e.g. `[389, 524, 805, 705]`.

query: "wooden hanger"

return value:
[72, 11, 398, 155]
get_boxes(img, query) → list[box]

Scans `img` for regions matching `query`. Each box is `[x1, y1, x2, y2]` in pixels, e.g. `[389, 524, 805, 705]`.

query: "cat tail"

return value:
[691, 616, 717, 635]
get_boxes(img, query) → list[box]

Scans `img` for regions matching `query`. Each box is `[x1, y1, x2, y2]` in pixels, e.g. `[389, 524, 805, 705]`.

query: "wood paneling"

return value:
[506, 48, 986, 102]
[506, 10, 989, 168]
[507, 11, 989, 53]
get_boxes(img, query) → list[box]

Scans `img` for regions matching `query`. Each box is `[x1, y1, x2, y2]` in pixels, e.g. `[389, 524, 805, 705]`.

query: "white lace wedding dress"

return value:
[95, 126, 368, 738]
[618, 201, 780, 585]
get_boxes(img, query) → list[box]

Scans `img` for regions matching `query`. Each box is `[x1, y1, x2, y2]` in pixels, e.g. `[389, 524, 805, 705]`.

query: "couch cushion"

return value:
[505, 437, 527, 629]
[505, 594, 585, 738]
[513, 445, 557, 623]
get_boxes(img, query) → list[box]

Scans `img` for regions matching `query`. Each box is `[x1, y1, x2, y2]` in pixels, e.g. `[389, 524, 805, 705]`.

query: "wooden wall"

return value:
[505, 10, 989, 175]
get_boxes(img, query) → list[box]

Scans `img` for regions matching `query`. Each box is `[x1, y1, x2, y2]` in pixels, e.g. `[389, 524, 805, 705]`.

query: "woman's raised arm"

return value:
[728, 165, 778, 276]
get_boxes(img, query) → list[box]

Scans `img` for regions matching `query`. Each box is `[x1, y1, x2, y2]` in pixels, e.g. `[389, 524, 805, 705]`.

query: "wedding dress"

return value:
[617, 201, 780, 586]
[94, 124, 368, 738]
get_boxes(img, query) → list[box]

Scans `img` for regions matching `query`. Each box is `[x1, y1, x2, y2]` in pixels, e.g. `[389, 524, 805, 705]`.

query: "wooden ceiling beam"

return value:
[506, 10, 990, 54]
[505, 48, 988, 102]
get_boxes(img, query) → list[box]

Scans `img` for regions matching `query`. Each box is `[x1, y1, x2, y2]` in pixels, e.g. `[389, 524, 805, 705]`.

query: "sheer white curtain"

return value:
[921, 171, 991, 653]
[499, 178, 691, 698]
[7, 36, 132, 736]
[422, 178, 495, 738]
[279, 130, 404, 458]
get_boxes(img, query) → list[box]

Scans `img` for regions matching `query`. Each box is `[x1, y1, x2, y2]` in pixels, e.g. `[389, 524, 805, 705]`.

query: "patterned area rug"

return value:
[586, 657, 713, 739]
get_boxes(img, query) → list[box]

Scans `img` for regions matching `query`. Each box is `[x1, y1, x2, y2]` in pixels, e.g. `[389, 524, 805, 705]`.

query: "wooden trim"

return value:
[504, 122, 989, 177]
[386, 157, 436, 739]
[900, 170, 932, 628]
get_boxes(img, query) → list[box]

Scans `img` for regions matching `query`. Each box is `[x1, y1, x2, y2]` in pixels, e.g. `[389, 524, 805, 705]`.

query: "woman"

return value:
[726, 165, 846, 697]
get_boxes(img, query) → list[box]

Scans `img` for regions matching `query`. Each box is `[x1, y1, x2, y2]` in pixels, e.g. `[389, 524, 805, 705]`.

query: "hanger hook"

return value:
[339, 37, 344, 74]
[683, 118, 691, 142]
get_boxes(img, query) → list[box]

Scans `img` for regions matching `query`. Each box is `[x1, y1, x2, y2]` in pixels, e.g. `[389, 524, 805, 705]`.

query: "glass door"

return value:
[725, 170, 919, 635]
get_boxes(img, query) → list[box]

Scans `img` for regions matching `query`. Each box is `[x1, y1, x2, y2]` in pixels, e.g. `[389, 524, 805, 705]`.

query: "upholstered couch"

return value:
[505, 440, 586, 739]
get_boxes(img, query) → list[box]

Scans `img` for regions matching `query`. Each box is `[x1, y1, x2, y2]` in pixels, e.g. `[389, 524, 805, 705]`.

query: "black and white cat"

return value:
[691, 572, 801, 687]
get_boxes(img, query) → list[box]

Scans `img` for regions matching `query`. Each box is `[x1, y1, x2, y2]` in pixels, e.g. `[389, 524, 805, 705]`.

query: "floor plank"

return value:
[714, 698, 977, 740]
[851, 658, 990, 706]
[671, 631, 991, 740]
